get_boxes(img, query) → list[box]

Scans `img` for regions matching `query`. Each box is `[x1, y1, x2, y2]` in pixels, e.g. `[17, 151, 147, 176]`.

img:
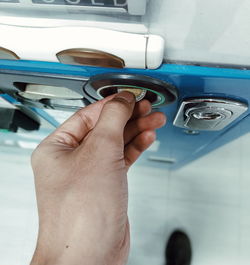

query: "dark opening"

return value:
[165, 230, 192, 265]
[13, 82, 27, 92]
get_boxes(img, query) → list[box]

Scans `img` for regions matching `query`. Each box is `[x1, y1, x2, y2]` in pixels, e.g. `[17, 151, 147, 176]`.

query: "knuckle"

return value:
[54, 131, 79, 147]
[105, 97, 131, 112]
[75, 110, 93, 131]
[125, 155, 133, 166]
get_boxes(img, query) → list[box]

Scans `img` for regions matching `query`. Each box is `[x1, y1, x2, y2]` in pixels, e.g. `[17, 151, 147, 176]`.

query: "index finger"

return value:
[46, 95, 115, 146]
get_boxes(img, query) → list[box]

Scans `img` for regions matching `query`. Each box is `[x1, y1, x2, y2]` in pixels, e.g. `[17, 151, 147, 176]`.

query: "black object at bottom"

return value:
[165, 231, 192, 265]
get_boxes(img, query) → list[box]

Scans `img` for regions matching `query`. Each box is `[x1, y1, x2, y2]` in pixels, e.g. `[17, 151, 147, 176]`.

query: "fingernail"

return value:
[115, 91, 136, 103]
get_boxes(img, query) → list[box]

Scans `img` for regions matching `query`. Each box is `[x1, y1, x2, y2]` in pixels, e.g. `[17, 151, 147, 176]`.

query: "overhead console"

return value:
[0, 0, 165, 70]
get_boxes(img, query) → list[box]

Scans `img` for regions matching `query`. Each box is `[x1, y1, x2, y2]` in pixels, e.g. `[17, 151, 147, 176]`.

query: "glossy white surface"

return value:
[0, 26, 147, 68]
[1, 131, 250, 264]
[0, 24, 164, 69]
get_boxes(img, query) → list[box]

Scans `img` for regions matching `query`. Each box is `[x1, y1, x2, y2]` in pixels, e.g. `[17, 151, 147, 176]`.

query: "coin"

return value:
[117, 87, 147, 102]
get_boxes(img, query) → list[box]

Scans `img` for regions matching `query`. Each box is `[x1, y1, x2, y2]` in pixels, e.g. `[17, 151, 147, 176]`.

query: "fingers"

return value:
[45, 96, 114, 147]
[93, 91, 136, 140]
[44, 89, 163, 153]
[130, 99, 152, 120]
[124, 130, 156, 167]
[124, 112, 166, 145]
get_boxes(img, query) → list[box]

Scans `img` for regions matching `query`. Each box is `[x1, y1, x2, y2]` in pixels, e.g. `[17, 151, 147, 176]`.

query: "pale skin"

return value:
[30, 91, 166, 265]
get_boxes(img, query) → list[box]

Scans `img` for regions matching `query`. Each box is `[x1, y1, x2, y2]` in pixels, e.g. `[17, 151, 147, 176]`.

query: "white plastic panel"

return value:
[0, 25, 146, 65]
[146, 34, 165, 69]
[0, 24, 164, 69]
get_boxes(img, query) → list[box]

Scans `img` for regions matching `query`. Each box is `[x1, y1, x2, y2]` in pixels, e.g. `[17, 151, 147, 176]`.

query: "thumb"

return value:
[94, 91, 136, 139]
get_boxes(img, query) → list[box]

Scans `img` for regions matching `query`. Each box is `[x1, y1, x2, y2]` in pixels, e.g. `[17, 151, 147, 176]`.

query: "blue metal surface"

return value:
[1, 59, 250, 168]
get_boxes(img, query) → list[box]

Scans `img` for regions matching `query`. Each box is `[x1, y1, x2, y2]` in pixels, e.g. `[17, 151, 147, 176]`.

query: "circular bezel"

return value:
[83, 73, 177, 107]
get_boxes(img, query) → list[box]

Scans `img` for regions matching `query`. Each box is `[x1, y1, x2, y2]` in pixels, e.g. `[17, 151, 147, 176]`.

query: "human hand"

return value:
[30, 92, 166, 265]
